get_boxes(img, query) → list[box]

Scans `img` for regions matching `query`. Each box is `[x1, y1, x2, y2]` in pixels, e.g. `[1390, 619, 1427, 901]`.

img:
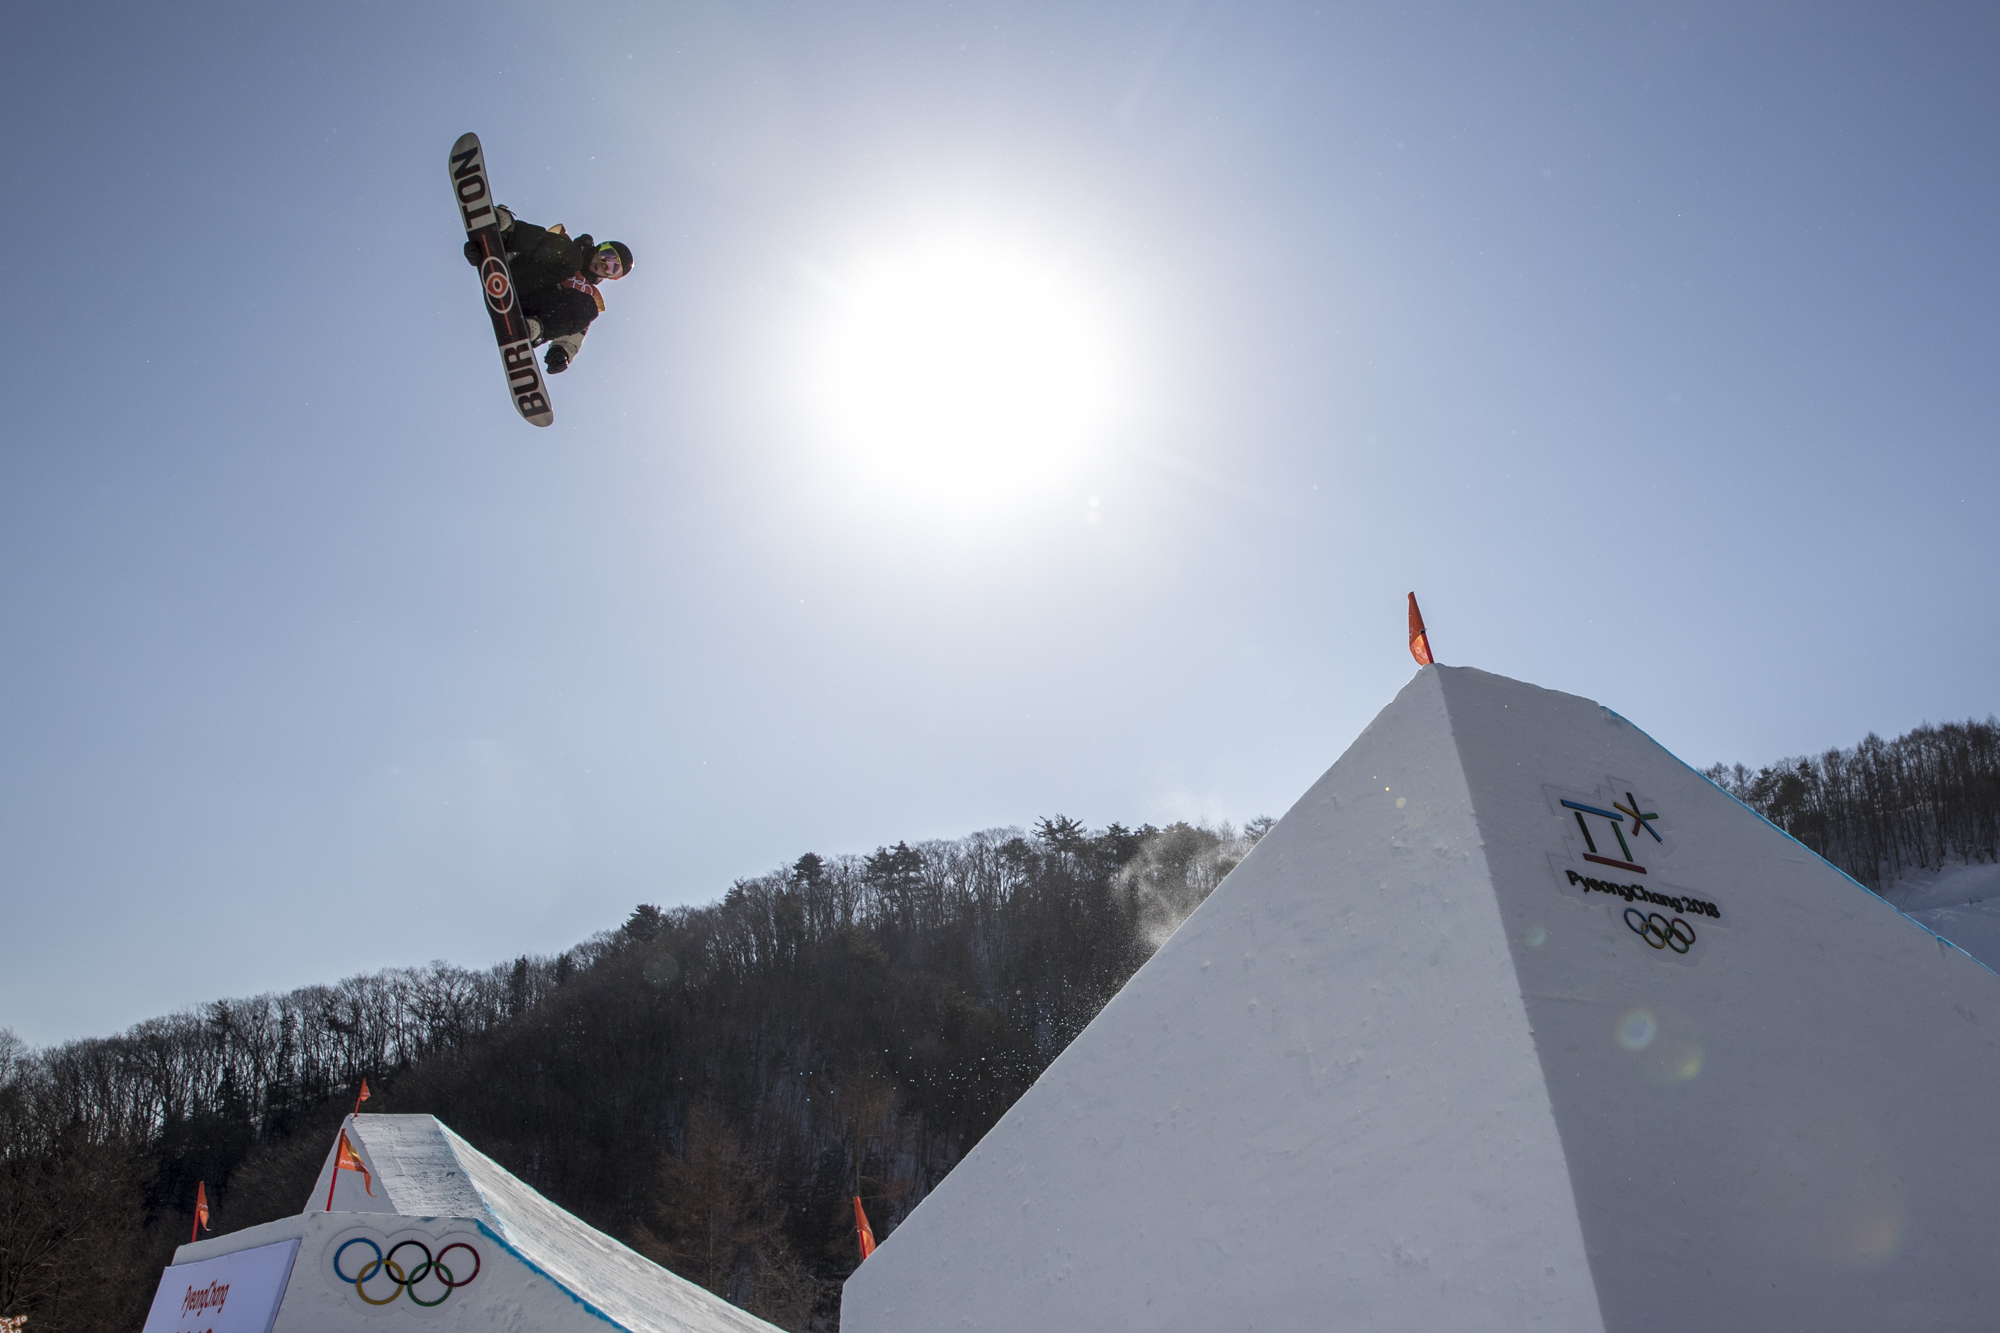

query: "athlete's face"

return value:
[589, 249, 625, 280]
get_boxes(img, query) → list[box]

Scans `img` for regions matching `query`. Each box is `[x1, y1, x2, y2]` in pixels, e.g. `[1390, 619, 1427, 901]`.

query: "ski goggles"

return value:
[593, 244, 627, 279]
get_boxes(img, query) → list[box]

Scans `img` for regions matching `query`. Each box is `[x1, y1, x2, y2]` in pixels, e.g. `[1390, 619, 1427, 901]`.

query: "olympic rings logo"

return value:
[1625, 907, 1696, 954]
[332, 1236, 480, 1308]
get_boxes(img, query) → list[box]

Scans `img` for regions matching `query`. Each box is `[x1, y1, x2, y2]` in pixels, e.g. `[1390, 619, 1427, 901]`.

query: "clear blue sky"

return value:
[3, 1, 1995, 1045]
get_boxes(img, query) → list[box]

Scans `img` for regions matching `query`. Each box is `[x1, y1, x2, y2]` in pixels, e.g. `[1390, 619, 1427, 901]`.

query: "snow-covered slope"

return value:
[842, 666, 2000, 1333]
[1880, 861, 2000, 974]
[294, 1114, 775, 1333]
[853, 666, 1601, 1330]
[157, 1114, 777, 1333]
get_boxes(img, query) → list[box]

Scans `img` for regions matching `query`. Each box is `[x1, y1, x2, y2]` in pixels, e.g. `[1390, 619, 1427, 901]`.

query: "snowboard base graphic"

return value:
[449, 133, 552, 427]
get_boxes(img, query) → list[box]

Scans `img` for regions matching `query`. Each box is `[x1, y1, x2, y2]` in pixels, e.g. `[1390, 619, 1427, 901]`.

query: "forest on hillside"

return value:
[0, 817, 1263, 1333]
[1705, 715, 2000, 888]
[4, 714, 1998, 1333]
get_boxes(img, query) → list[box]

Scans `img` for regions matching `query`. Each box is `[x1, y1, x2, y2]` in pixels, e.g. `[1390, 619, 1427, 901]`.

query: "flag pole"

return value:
[326, 1120, 377, 1210]
[325, 1079, 371, 1210]
[324, 1120, 347, 1212]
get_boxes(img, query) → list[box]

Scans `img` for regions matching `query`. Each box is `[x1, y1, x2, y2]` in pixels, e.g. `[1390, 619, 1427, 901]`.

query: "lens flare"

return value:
[1617, 1010, 1657, 1050]
[1854, 1211, 1903, 1262]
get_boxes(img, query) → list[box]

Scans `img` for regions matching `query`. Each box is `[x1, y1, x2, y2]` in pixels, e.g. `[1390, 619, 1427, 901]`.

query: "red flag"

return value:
[852, 1196, 877, 1261]
[324, 1127, 375, 1210]
[1407, 592, 1436, 666]
[336, 1131, 373, 1194]
[191, 1181, 210, 1242]
[353, 1078, 371, 1116]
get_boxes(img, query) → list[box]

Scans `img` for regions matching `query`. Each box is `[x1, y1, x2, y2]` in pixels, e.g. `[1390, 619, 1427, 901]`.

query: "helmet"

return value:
[596, 241, 633, 278]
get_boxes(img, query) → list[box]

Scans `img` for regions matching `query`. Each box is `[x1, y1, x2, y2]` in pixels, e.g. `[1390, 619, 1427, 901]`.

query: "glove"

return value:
[545, 345, 571, 374]
[463, 240, 482, 266]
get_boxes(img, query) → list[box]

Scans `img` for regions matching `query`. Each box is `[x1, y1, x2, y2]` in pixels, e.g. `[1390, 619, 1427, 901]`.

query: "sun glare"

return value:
[811, 237, 1115, 500]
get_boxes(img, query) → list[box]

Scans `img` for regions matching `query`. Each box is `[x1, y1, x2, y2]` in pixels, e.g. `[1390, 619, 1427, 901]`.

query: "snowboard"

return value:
[449, 132, 552, 426]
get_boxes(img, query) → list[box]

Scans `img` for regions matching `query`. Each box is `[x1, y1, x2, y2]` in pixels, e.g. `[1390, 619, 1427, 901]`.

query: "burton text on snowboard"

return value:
[449, 132, 552, 426]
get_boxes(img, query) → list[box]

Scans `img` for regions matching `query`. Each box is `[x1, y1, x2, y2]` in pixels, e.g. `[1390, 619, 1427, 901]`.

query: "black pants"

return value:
[518, 284, 597, 342]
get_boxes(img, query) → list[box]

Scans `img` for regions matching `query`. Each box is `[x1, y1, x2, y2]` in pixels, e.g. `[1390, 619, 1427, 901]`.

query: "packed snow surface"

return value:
[300, 1115, 777, 1333]
[842, 666, 2000, 1333]
[1881, 861, 2000, 974]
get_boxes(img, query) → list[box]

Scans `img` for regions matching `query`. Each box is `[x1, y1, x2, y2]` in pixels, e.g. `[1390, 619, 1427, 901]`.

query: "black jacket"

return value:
[505, 221, 593, 293]
[504, 219, 603, 344]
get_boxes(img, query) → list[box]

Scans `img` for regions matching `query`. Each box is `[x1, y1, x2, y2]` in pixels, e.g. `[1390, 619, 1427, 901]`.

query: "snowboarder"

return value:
[463, 207, 633, 374]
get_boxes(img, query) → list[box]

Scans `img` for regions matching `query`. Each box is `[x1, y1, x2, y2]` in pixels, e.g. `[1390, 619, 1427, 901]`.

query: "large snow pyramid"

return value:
[139, 1114, 776, 1333]
[842, 666, 2000, 1332]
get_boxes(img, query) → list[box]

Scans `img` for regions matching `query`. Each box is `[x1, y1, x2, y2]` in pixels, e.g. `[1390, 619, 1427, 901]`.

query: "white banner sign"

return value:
[140, 1239, 300, 1333]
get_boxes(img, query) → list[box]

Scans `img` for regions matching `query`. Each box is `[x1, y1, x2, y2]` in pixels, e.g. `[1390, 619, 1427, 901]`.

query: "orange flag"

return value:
[852, 1196, 877, 1261]
[1407, 592, 1436, 666]
[353, 1078, 371, 1116]
[324, 1128, 375, 1210]
[337, 1131, 374, 1193]
[191, 1181, 210, 1242]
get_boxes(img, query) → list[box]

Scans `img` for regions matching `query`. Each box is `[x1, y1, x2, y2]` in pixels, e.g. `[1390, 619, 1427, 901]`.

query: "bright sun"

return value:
[812, 237, 1115, 499]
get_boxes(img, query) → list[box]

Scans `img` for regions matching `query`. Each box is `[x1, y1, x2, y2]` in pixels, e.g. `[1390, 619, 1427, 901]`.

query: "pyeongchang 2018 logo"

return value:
[1545, 781, 1724, 966]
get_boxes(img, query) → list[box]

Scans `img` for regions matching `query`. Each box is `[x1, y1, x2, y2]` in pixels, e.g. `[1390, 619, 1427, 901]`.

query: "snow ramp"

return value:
[141, 1114, 777, 1333]
[842, 665, 2000, 1332]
